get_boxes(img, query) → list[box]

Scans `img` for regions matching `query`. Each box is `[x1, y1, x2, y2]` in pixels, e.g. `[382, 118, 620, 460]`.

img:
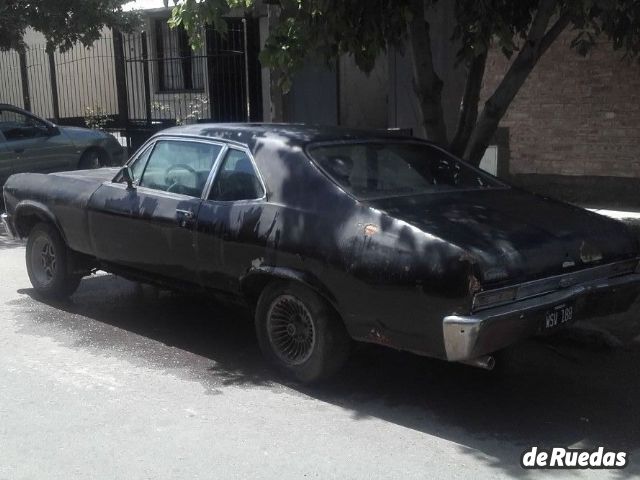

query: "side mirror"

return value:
[120, 166, 135, 189]
[47, 125, 60, 136]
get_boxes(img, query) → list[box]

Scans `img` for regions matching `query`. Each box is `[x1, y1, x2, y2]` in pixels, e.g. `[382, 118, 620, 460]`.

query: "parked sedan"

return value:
[0, 104, 124, 187]
[3, 124, 640, 382]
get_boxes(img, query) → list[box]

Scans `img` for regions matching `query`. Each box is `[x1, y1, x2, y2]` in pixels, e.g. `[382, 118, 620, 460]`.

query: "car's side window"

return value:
[138, 140, 221, 197]
[209, 149, 264, 201]
[0, 109, 49, 141]
[128, 143, 155, 183]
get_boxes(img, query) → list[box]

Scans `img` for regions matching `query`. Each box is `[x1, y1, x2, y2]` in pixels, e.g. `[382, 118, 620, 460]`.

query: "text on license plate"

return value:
[544, 303, 574, 330]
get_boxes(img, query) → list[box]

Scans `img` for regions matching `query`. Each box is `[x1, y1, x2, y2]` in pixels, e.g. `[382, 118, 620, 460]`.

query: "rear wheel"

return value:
[255, 281, 351, 383]
[26, 223, 82, 299]
[78, 149, 103, 169]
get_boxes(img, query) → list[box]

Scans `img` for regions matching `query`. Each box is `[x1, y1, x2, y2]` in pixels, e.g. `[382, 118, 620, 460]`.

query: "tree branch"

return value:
[539, 12, 572, 55]
[463, 2, 570, 165]
[406, 0, 448, 145]
[449, 50, 488, 157]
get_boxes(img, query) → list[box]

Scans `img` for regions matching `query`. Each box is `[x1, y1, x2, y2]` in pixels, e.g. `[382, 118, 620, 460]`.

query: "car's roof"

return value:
[158, 123, 419, 148]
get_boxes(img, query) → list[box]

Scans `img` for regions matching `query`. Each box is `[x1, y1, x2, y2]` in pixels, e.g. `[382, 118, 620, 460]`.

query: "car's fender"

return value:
[240, 265, 338, 310]
[13, 199, 67, 243]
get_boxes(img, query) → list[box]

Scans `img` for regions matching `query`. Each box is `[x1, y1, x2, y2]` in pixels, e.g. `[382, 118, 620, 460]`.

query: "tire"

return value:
[78, 149, 103, 169]
[26, 223, 82, 299]
[255, 281, 351, 383]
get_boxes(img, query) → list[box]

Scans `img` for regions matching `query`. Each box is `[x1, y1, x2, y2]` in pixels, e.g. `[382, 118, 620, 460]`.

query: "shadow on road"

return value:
[12, 273, 640, 478]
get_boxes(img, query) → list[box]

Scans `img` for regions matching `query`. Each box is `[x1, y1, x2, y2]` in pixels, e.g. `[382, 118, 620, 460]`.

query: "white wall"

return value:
[0, 50, 24, 108]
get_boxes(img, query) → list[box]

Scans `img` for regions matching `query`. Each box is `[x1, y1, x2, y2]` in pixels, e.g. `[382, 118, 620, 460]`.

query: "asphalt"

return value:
[1, 227, 640, 479]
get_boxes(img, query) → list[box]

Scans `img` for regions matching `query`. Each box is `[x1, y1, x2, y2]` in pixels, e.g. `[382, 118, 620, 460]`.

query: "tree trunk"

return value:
[463, 4, 570, 166]
[449, 50, 487, 157]
[406, 0, 448, 146]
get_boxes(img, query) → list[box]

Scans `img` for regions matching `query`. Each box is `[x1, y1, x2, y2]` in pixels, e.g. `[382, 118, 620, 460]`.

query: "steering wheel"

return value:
[164, 164, 197, 193]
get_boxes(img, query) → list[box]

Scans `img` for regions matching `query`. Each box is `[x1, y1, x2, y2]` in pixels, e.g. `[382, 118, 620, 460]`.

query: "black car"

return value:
[3, 124, 640, 382]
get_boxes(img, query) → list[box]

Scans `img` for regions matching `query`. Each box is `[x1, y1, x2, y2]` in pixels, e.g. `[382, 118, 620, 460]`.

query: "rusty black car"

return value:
[3, 124, 640, 382]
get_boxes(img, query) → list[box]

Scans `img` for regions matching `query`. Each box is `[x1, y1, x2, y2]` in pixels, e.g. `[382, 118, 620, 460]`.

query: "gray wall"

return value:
[284, 64, 338, 125]
[339, 54, 389, 129]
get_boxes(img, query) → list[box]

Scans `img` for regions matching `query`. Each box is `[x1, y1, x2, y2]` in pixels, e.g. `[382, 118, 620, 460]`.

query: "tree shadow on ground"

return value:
[12, 273, 640, 478]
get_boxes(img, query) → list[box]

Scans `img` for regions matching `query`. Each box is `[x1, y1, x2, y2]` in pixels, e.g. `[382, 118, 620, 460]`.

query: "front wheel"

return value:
[26, 223, 82, 299]
[255, 281, 351, 383]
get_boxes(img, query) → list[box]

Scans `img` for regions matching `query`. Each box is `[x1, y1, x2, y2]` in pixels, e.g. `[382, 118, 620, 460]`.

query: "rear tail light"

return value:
[472, 287, 518, 311]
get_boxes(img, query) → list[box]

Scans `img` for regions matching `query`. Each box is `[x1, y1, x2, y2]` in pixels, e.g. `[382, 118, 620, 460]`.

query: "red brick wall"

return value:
[481, 31, 640, 178]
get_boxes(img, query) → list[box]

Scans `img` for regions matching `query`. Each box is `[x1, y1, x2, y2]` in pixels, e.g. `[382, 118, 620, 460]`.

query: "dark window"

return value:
[138, 140, 221, 197]
[308, 142, 505, 200]
[209, 149, 264, 201]
[0, 109, 49, 141]
[155, 20, 204, 92]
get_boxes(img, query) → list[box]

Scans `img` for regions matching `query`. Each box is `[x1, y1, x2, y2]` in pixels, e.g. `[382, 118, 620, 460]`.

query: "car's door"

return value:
[0, 107, 74, 174]
[88, 138, 223, 283]
[196, 146, 267, 293]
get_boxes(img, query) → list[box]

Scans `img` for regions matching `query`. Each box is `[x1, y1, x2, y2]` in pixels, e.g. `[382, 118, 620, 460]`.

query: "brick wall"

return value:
[482, 31, 640, 178]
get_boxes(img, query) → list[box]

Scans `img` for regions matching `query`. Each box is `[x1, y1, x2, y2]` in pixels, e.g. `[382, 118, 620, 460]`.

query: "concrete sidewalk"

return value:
[588, 207, 640, 221]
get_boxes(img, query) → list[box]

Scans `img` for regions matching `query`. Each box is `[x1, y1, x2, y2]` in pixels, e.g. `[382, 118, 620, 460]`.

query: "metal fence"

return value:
[0, 17, 262, 152]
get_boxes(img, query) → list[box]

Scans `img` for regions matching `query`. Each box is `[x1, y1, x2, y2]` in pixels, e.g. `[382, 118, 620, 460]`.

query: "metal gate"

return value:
[0, 17, 263, 153]
[119, 17, 262, 150]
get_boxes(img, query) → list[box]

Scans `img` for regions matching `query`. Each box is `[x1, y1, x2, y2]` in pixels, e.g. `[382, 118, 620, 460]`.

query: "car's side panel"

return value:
[3, 171, 109, 255]
[251, 137, 481, 355]
[87, 183, 203, 283]
[10, 133, 78, 175]
[196, 199, 269, 292]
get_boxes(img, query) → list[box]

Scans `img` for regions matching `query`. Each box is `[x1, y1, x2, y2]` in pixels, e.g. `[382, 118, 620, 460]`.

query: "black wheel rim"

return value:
[31, 235, 57, 286]
[266, 295, 316, 365]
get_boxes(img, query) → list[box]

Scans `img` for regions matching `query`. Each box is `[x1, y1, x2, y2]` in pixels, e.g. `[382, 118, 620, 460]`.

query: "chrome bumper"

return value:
[1, 213, 16, 239]
[443, 271, 640, 361]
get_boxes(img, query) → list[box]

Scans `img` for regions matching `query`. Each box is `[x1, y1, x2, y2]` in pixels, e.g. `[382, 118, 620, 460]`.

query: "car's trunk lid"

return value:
[368, 188, 638, 286]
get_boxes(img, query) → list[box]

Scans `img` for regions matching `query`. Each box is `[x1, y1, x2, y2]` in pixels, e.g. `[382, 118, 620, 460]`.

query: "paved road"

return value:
[1, 231, 640, 479]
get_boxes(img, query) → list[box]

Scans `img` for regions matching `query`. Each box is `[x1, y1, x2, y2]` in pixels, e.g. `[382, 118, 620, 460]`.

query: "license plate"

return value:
[543, 303, 574, 330]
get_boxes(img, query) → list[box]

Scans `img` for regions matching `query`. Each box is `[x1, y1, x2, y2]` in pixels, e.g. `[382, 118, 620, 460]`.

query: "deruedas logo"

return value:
[521, 447, 628, 469]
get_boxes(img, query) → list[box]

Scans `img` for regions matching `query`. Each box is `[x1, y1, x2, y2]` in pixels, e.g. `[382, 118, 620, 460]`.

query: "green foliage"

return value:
[0, 0, 139, 52]
[171, 0, 640, 85]
[169, 0, 252, 49]
[84, 105, 110, 130]
[152, 95, 210, 125]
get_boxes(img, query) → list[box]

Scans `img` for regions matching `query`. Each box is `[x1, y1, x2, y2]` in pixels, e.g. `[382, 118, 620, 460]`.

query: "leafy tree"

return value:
[0, 0, 138, 52]
[171, 0, 640, 165]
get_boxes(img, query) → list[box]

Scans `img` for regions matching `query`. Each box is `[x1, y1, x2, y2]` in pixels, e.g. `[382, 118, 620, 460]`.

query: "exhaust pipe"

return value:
[459, 355, 495, 370]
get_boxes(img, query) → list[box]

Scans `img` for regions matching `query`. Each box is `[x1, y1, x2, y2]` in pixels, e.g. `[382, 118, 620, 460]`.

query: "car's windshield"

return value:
[308, 141, 504, 200]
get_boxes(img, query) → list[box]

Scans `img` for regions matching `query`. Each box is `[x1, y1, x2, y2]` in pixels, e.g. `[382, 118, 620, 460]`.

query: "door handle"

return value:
[176, 209, 194, 219]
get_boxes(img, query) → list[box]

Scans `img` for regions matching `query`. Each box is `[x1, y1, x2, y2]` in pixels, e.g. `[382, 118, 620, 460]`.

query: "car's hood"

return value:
[51, 167, 120, 183]
[58, 126, 110, 145]
[58, 125, 107, 140]
[368, 188, 638, 285]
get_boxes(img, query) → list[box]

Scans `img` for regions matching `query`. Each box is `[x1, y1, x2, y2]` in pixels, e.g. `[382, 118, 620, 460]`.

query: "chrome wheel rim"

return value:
[267, 295, 316, 365]
[31, 235, 57, 286]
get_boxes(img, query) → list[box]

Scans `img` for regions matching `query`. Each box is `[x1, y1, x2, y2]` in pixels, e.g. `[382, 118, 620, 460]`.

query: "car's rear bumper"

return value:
[1, 213, 16, 239]
[443, 270, 640, 361]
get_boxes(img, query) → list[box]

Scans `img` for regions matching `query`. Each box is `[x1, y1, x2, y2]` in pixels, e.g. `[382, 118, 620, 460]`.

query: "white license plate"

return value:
[544, 303, 574, 330]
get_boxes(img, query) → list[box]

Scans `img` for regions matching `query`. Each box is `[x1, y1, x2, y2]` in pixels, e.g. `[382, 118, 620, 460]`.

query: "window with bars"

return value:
[154, 20, 205, 93]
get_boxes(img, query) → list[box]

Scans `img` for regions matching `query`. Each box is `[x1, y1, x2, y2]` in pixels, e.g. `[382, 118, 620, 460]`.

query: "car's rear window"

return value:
[307, 141, 504, 200]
